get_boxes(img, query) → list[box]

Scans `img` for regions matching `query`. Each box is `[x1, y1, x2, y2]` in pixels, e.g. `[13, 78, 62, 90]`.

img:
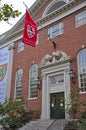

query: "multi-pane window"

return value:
[46, 1, 66, 15]
[15, 69, 23, 99]
[18, 42, 24, 52]
[75, 10, 86, 27]
[78, 49, 86, 92]
[48, 22, 64, 38]
[29, 64, 38, 99]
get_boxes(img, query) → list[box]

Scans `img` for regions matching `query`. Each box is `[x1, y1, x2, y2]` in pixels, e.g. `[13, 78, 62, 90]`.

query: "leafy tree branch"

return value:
[0, 3, 21, 23]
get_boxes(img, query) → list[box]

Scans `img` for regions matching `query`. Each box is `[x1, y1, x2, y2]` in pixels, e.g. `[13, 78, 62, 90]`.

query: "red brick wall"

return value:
[11, 6, 86, 118]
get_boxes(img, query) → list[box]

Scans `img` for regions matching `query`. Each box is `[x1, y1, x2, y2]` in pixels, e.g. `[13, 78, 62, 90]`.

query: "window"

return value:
[75, 10, 86, 27]
[46, 1, 66, 15]
[18, 42, 24, 52]
[78, 49, 86, 92]
[49, 74, 64, 86]
[29, 64, 38, 99]
[43, 0, 66, 17]
[15, 69, 23, 99]
[48, 22, 64, 38]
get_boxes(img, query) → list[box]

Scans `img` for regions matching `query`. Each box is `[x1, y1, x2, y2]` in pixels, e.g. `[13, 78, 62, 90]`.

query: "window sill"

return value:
[80, 91, 86, 94]
[28, 97, 37, 100]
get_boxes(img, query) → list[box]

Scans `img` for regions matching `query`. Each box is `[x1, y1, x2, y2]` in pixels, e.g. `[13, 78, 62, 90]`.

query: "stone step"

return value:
[47, 119, 65, 130]
[26, 119, 54, 130]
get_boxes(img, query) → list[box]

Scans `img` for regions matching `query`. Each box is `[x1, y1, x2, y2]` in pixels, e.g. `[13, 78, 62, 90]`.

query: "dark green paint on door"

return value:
[50, 92, 65, 119]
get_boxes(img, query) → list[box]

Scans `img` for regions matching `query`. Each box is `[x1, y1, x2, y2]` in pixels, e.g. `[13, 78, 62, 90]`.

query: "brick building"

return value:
[0, 0, 86, 120]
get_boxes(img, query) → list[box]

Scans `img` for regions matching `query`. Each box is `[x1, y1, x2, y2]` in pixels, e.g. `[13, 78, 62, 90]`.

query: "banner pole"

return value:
[23, 2, 57, 49]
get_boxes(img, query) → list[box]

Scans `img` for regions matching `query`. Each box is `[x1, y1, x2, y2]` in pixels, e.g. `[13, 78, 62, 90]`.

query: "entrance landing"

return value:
[18, 119, 65, 130]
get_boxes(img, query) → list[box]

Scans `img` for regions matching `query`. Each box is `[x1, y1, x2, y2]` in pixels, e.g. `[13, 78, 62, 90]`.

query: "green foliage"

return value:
[77, 120, 86, 130]
[65, 86, 86, 130]
[66, 86, 80, 118]
[0, 4, 21, 22]
[80, 109, 86, 119]
[0, 98, 33, 130]
[77, 109, 86, 130]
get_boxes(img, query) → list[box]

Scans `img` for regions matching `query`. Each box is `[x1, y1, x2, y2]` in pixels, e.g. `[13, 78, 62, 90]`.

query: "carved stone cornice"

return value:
[39, 57, 72, 70]
[0, 0, 85, 45]
[38, 0, 85, 25]
[39, 51, 72, 70]
[30, 0, 48, 16]
[8, 44, 15, 50]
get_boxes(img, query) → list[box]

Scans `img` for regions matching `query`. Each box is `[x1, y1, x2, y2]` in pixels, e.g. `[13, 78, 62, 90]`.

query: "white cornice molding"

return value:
[0, 34, 22, 49]
[0, 0, 85, 46]
[38, 0, 86, 30]
[42, 0, 70, 17]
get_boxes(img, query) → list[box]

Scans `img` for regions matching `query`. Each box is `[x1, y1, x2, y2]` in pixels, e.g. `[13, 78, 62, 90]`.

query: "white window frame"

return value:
[14, 68, 23, 99]
[75, 10, 86, 27]
[77, 49, 86, 93]
[29, 64, 38, 99]
[42, 0, 68, 17]
[36, 34, 39, 45]
[48, 22, 64, 38]
[18, 42, 24, 52]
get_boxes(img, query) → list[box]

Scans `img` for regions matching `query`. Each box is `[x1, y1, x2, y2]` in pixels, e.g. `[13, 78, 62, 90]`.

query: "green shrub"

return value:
[66, 86, 80, 119]
[80, 109, 86, 119]
[0, 98, 33, 130]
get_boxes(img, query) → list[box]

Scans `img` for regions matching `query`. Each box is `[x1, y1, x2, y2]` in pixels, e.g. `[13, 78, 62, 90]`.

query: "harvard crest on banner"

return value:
[22, 9, 38, 47]
[0, 64, 7, 81]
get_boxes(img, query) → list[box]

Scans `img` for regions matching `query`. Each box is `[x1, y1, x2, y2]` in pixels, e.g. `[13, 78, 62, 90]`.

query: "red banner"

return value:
[22, 9, 38, 47]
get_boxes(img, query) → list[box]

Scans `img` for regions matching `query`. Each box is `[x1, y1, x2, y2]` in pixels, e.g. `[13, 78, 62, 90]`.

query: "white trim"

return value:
[1, 1, 85, 47]
[38, 1, 86, 30]
[18, 42, 24, 52]
[14, 68, 23, 99]
[0, 35, 22, 49]
[77, 48, 86, 93]
[48, 22, 64, 38]
[75, 10, 86, 28]
[6, 45, 14, 99]
[28, 64, 38, 99]
[42, 0, 68, 17]
[80, 92, 86, 94]
[28, 97, 37, 100]
[77, 51, 81, 92]
[41, 62, 71, 119]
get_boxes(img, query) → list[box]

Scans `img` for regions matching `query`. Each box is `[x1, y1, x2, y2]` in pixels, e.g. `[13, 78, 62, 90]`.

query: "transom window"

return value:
[46, 1, 66, 15]
[78, 49, 86, 92]
[49, 74, 64, 86]
[48, 22, 64, 38]
[15, 68, 23, 99]
[18, 42, 24, 52]
[75, 10, 86, 27]
[29, 64, 38, 99]
[43, 0, 66, 17]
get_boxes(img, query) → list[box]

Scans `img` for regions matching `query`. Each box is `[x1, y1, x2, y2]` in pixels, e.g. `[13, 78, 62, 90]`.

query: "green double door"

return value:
[50, 92, 65, 119]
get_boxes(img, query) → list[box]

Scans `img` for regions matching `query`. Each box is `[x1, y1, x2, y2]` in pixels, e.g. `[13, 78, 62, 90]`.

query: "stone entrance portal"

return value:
[39, 50, 72, 119]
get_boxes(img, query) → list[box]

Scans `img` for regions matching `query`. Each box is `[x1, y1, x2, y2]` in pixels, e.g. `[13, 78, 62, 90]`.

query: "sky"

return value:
[0, 0, 36, 35]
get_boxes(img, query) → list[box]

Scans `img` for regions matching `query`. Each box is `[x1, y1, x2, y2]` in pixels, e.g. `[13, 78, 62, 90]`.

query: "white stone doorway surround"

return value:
[39, 50, 72, 120]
